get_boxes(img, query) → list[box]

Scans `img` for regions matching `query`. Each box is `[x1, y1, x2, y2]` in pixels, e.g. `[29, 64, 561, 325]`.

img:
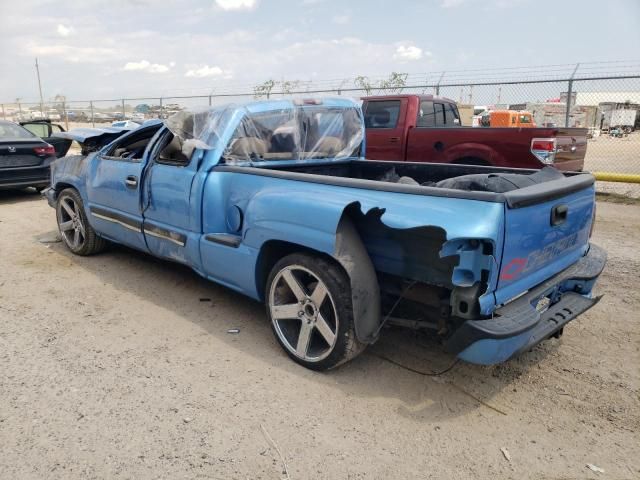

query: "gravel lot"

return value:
[0, 191, 638, 479]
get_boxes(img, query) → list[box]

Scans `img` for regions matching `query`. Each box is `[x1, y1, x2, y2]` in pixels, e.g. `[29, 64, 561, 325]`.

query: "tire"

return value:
[265, 253, 365, 371]
[56, 188, 107, 256]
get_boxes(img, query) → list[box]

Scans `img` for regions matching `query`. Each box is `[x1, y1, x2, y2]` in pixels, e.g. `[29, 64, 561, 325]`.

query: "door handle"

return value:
[551, 204, 568, 226]
[389, 137, 400, 143]
[125, 175, 138, 188]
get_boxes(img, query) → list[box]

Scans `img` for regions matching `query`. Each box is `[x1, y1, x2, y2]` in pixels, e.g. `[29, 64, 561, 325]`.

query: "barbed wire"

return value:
[3, 61, 640, 105]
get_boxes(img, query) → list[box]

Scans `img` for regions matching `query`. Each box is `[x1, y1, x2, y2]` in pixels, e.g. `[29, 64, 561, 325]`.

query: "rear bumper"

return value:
[0, 165, 50, 190]
[445, 243, 606, 365]
[553, 158, 584, 172]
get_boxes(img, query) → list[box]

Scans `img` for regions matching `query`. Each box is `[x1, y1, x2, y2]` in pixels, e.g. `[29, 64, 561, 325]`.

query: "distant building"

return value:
[525, 102, 597, 128]
[572, 91, 640, 107]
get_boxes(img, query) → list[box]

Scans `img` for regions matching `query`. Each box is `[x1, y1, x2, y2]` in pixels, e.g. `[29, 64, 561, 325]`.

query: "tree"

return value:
[354, 75, 374, 96]
[53, 94, 66, 112]
[279, 79, 301, 95]
[355, 72, 408, 95]
[254, 79, 276, 99]
[378, 72, 408, 93]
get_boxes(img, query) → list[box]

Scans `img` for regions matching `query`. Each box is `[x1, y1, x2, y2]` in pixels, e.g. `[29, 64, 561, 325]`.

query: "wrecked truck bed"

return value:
[43, 98, 606, 371]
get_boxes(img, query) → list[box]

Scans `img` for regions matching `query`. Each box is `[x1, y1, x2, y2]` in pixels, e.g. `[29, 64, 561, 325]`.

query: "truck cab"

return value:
[487, 110, 536, 128]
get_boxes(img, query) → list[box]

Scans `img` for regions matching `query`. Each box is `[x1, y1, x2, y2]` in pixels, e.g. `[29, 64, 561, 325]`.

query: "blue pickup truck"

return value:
[44, 98, 606, 370]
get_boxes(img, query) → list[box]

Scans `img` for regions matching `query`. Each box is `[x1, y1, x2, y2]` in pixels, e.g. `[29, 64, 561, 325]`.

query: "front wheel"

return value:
[265, 253, 365, 371]
[56, 188, 107, 256]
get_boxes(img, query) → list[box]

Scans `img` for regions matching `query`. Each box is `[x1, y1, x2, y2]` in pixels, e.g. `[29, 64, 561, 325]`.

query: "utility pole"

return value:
[35, 58, 45, 117]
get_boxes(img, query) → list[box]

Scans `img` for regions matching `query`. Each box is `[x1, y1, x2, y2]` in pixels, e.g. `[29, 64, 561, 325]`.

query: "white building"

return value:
[575, 91, 640, 106]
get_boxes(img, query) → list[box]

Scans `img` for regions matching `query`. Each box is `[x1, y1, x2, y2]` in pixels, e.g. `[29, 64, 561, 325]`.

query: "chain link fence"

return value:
[3, 66, 639, 196]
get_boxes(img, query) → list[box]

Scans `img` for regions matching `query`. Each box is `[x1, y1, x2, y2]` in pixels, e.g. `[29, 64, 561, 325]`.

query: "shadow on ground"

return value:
[0, 188, 44, 206]
[39, 232, 557, 422]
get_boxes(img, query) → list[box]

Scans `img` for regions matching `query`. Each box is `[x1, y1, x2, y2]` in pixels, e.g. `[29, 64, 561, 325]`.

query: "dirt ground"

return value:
[0, 191, 638, 480]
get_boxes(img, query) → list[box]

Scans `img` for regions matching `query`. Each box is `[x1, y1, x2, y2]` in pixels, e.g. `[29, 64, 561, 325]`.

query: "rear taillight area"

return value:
[531, 138, 557, 164]
[33, 144, 56, 156]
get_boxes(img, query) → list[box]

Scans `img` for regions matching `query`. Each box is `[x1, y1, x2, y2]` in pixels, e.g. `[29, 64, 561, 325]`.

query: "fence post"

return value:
[565, 63, 580, 128]
[90, 100, 95, 127]
[565, 80, 573, 128]
[63, 99, 68, 130]
[1, 104, 5, 120]
[435, 71, 445, 96]
[122, 99, 125, 120]
[159, 97, 163, 118]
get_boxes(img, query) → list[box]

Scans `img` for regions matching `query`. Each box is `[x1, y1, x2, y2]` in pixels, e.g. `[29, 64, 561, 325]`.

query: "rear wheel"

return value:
[266, 253, 365, 371]
[56, 188, 107, 256]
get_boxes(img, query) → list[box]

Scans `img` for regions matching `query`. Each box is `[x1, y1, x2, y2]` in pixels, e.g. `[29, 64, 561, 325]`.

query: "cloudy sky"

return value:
[0, 0, 638, 102]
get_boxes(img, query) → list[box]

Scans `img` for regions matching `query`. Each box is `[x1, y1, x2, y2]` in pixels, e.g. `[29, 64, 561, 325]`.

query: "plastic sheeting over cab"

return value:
[165, 98, 364, 165]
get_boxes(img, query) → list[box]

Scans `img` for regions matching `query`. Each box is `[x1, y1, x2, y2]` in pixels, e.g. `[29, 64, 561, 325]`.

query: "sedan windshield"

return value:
[0, 122, 36, 139]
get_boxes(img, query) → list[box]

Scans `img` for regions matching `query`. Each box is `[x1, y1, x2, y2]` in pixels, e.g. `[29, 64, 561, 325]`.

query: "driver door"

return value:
[85, 124, 163, 251]
[141, 130, 199, 265]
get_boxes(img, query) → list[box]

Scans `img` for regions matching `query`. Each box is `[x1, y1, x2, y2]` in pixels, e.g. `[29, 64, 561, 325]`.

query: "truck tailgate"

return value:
[496, 179, 595, 306]
[553, 128, 587, 171]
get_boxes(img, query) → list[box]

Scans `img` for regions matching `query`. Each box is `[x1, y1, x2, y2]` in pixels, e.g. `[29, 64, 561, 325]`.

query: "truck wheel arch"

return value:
[254, 216, 381, 344]
[52, 182, 77, 199]
[443, 142, 501, 166]
[255, 240, 338, 301]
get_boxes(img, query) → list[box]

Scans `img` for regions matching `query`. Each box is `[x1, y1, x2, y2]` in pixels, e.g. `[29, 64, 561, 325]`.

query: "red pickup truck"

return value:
[363, 95, 588, 171]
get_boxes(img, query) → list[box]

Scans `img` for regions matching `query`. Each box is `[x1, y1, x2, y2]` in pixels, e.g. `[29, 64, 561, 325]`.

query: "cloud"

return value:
[332, 14, 350, 25]
[394, 45, 424, 61]
[26, 43, 119, 63]
[184, 65, 231, 78]
[441, 0, 466, 7]
[214, 0, 257, 10]
[56, 24, 74, 37]
[123, 60, 170, 73]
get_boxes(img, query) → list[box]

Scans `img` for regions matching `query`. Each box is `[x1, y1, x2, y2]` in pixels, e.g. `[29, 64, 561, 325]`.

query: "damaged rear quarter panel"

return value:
[50, 153, 91, 200]
[202, 172, 505, 340]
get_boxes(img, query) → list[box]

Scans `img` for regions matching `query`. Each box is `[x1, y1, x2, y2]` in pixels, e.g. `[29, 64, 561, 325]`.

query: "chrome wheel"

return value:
[269, 265, 338, 362]
[57, 195, 86, 250]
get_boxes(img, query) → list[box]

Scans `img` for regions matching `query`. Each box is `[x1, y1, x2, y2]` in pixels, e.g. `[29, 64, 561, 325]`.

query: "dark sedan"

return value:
[0, 120, 56, 191]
